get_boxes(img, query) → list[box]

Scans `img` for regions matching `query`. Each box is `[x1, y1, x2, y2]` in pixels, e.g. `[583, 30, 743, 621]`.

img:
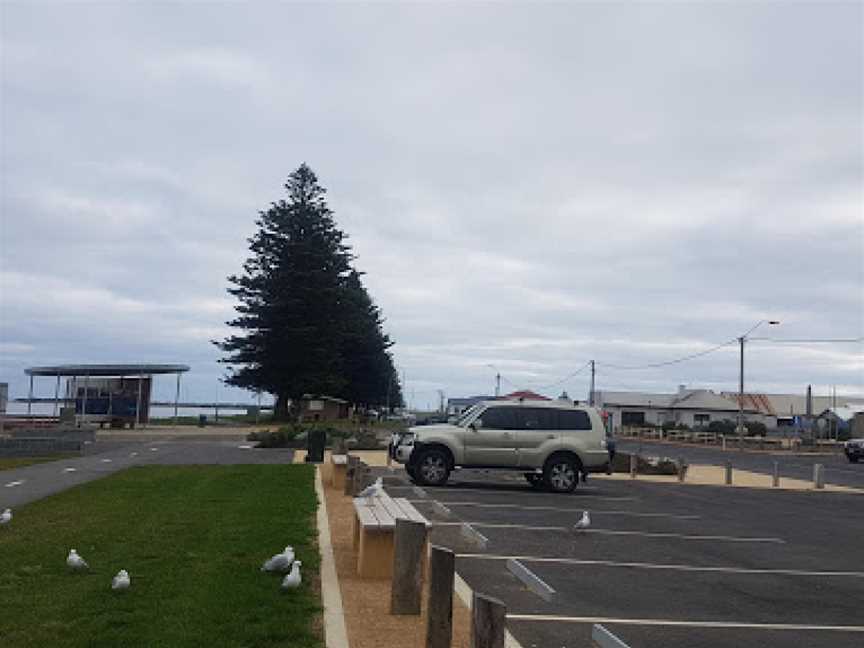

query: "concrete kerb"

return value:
[314, 466, 350, 648]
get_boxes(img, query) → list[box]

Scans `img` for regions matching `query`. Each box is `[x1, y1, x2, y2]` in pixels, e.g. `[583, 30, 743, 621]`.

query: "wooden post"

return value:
[629, 453, 637, 479]
[390, 519, 427, 615]
[772, 461, 780, 488]
[677, 457, 687, 482]
[344, 456, 360, 496]
[472, 592, 506, 648]
[813, 463, 825, 489]
[426, 546, 455, 648]
[725, 460, 733, 485]
[352, 462, 371, 496]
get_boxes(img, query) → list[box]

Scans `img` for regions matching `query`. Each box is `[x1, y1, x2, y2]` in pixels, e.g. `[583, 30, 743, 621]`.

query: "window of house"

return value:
[621, 411, 645, 426]
[478, 407, 520, 430]
[694, 413, 710, 427]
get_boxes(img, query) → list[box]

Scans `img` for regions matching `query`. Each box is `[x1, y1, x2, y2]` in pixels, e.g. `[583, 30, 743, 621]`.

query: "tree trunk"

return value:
[275, 394, 291, 421]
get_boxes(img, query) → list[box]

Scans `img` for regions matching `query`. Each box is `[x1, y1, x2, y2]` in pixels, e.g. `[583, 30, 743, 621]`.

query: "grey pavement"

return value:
[390, 470, 864, 648]
[1, 439, 294, 509]
[618, 439, 864, 490]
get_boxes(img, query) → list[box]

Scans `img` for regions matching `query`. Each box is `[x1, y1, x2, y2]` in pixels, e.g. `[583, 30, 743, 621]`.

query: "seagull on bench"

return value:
[357, 477, 383, 498]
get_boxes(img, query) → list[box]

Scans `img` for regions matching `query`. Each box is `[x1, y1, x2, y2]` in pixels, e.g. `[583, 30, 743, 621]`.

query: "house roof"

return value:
[503, 390, 551, 401]
[720, 392, 864, 417]
[596, 389, 753, 413]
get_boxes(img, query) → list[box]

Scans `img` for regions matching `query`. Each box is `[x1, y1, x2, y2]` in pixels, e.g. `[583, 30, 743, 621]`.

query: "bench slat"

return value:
[393, 497, 431, 527]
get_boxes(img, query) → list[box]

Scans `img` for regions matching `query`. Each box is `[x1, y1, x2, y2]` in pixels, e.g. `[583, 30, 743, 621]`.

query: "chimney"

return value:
[678, 384, 687, 395]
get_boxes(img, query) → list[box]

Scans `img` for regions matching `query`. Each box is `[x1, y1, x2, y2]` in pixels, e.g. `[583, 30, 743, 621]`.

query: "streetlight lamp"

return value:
[485, 364, 501, 398]
[737, 320, 780, 436]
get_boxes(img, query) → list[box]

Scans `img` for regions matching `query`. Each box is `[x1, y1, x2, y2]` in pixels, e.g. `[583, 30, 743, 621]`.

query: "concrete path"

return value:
[618, 440, 864, 489]
[1, 440, 294, 509]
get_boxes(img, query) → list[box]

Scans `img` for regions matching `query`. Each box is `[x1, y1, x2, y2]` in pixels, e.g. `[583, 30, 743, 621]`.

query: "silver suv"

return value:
[393, 400, 611, 492]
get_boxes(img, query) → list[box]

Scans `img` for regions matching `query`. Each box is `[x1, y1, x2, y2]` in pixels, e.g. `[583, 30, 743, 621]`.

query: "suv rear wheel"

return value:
[543, 455, 579, 493]
[414, 448, 451, 486]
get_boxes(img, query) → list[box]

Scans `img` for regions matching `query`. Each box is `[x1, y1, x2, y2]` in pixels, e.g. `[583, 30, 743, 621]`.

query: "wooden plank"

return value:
[390, 519, 427, 615]
[426, 545, 455, 648]
[472, 592, 506, 648]
[393, 497, 431, 526]
[355, 506, 380, 530]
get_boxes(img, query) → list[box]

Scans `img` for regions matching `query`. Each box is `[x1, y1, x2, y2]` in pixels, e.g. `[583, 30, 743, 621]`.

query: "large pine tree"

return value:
[216, 164, 399, 419]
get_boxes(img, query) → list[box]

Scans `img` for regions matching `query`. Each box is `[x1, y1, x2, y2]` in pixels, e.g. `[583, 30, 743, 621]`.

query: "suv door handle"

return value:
[502, 432, 513, 438]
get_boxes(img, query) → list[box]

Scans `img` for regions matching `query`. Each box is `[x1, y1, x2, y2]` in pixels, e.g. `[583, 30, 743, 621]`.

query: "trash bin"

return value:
[198, 414, 207, 428]
[306, 428, 326, 463]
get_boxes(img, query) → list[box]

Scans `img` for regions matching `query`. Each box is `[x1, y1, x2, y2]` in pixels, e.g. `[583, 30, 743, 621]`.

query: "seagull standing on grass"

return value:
[574, 511, 591, 532]
[261, 546, 295, 572]
[112, 570, 131, 591]
[0, 508, 12, 526]
[67, 549, 89, 570]
[281, 561, 302, 590]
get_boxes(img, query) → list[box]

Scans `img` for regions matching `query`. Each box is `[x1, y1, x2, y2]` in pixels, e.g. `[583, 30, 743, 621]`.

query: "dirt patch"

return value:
[324, 477, 471, 648]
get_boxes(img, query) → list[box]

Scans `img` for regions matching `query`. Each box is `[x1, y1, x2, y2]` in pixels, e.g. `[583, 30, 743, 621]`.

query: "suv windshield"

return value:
[456, 402, 484, 426]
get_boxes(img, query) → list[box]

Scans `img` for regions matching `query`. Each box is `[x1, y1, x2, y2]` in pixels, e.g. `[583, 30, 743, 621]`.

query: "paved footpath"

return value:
[1, 440, 294, 509]
[618, 440, 864, 490]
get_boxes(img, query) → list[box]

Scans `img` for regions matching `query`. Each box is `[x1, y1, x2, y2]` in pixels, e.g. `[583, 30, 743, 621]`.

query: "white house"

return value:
[594, 386, 762, 431]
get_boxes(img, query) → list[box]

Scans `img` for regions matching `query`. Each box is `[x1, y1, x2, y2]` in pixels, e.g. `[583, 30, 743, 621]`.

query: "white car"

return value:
[391, 399, 611, 493]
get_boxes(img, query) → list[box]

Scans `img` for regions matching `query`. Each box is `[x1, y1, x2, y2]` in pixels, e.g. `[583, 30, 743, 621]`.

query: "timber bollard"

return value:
[721, 435, 727, 451]
[813, 463, 825, 489]
[472, 592, 506, 648]
[352, 462, 371, 496]
[390, 519, 427, 615]
[677, 457, 687, 482]
[724, 460, 733, 485]
[629, 454, 637, 479]
[344, 455, 360, 496]
[425, 546, 455, 648]
[772, 461, 780, 488]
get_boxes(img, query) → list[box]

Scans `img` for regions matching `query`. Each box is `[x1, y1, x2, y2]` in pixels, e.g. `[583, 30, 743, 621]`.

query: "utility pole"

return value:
[589, 360, 595, 406]
[437, 389, 445, 414]
[494, 372, 501, 398]
[737, 336, 745, 436]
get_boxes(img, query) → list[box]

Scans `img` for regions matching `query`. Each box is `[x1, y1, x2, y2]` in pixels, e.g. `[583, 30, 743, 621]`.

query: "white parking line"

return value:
[414, 500, 700, 520]
[4, 480, 25, 488]
[437, 522, 785, 544]
[506, 615, 864, 632]
[457, 554, 864, 578]
[101, 458, 113, 463]
[430, 486, 626, 499]
[63, 467, 77, 473]
[237, 444, 253, 449]
[149, 447, 159, 452]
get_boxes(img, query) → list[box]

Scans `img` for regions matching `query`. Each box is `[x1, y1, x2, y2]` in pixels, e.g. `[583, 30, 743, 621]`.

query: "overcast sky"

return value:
[1, 2, 862, 409]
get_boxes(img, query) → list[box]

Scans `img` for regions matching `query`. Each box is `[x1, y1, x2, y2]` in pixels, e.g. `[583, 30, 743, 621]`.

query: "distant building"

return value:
[503, 390, 551, 401]
[297, 395, 350, 422]
[594, 386, 758, 431]
[720, 392, 864, 427]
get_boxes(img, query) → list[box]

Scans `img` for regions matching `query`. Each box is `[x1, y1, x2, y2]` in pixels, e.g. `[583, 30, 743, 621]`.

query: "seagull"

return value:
[67, 549, 89, 570]
[261, 546, 295, 572]
[357, 477, 383, 498]
[112, 569, 131, 591]
[574, 511, 591, 532]
[0, 508, 11, 526]
[280, 561, 302, 590]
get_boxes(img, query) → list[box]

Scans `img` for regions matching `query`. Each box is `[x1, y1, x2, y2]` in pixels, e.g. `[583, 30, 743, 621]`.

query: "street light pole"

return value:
[737, 320, 780, 437]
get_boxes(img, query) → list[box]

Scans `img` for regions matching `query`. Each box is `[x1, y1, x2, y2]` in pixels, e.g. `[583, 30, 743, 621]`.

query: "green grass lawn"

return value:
[0, 465, 322, 648]
[0, 455, 79, 472]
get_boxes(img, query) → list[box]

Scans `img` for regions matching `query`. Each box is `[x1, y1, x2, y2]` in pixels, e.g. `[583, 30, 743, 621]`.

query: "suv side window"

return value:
[480, 407, 520, 430]
[518, 408, 558, 430]
[558, 409, 592, 430]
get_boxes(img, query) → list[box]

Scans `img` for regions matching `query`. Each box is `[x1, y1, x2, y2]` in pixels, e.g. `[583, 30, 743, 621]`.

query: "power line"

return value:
[748, 337, 864, 344]
[536, 360, 592, 391]
[599, 338, 738, 371]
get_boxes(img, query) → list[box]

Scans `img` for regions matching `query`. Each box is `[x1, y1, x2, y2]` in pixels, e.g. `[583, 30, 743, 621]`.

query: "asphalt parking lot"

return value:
[387, 471, 864, 648]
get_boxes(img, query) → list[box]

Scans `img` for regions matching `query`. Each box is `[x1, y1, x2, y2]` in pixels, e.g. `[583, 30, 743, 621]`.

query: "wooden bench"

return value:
[329, 453, 348, 490]
[352, 492, 430, 579]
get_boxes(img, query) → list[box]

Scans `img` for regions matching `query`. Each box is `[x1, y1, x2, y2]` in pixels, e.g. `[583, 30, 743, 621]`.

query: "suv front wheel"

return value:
[414, 448, 451, 486]
[543, 455, 579, 493]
